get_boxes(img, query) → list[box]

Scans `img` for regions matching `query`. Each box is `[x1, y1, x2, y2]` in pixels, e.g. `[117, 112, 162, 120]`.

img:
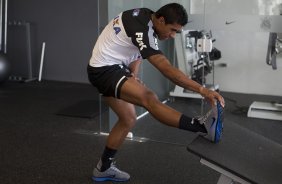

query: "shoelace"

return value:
[110, 161, 118, 170]
[197, 109, 213, 124]
[110, 162, 124, 174]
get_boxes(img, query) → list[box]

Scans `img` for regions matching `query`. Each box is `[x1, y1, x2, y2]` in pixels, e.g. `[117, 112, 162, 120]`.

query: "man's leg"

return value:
[120, 77, 202, 129]
[105, 97, 136, 149]
[92, 75, 219, 182]
[119, 77, 222, 142]
[93, 97, 135, 182]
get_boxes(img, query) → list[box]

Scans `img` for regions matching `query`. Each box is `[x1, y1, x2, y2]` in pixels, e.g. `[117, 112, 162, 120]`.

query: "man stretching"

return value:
[87, 3, 225, 182]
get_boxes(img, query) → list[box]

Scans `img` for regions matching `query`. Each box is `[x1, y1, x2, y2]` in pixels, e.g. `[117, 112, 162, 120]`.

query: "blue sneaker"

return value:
[92, 159, 130, 182]
[198, 101, 224, 143]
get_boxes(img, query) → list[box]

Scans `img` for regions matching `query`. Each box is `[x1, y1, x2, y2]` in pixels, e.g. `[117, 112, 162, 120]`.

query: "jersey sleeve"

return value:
[131, 27, 162, 59]
[122, 8, 163, 59]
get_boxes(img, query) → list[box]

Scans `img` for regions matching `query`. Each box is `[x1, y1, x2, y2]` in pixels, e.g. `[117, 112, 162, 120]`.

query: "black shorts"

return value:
[87, 64, 132, 98]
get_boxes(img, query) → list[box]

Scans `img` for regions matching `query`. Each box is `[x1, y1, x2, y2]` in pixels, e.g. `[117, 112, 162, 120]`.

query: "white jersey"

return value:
[89, 8, 162, 67]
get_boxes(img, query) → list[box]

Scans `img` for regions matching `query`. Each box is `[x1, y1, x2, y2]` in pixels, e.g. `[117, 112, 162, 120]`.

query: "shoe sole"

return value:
[92, 176, 129, 182]
[214, 101, 223, 143]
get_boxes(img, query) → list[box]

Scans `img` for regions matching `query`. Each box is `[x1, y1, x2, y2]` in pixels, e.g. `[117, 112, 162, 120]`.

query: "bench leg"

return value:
[217, 174, 238, 184]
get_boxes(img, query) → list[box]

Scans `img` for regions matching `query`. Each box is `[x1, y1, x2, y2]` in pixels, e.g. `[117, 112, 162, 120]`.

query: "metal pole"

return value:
[4, 0, 7, 53]
[0, 0, 3, 52]
[97, 0, 100, 35]
[99, 94, 102, 133]
[38, 42, 45, 81]
[25, 22, 33, 80]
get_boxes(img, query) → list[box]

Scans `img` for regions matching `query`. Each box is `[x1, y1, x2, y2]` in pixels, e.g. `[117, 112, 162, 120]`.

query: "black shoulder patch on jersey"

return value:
[122, 8, 152, 37]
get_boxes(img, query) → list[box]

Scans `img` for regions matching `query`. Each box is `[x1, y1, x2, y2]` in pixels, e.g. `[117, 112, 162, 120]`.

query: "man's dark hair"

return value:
[155, 3, 188, 26]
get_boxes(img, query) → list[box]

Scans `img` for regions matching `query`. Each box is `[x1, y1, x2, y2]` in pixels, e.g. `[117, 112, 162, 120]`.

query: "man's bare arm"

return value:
[148, 54, 225, 106]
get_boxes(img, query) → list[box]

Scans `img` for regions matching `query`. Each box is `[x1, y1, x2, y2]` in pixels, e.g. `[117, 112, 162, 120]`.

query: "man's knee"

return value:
[119, 113, 137, 129]
[141, 90, 159, 109]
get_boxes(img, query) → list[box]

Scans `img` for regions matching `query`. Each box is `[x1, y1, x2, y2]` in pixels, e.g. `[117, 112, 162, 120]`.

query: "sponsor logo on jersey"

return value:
[113, 16, 121, 34]
[135, 32, 147, 51]
[132, 9, 140, 16]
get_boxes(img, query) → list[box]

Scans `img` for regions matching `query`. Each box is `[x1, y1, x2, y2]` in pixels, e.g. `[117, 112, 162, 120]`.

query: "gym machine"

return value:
[247, 32, 282, 121]
[170, 29, 221, 99]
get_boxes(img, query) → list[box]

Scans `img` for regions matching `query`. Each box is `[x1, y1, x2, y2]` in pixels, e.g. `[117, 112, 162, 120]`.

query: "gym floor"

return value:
[0, 81, 281, 184]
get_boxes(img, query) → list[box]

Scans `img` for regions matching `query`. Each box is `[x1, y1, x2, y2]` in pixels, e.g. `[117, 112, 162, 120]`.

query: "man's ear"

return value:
[159, 16, 165, 24]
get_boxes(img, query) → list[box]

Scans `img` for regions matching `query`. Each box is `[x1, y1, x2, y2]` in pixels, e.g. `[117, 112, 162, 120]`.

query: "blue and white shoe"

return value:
[198, 101, 224, 143]
[92, 159, 130, 182]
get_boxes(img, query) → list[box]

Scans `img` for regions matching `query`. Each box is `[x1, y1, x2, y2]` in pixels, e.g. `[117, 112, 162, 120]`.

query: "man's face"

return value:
[154, 17, 183, 40]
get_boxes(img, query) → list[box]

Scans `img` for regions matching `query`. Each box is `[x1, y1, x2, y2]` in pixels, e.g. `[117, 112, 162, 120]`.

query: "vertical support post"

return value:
[25, 22, 32, 79]
[217, 174, 236, 184]
[99, 94, 102, 133]
[4, 0, 7, 53]
[0, 0, 3, 52]
[38, 42, 45, 82]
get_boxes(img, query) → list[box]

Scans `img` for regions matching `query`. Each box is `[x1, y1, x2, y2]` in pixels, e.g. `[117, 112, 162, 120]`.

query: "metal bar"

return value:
[136, 99, 168, 120]
[4, 0, 7, 53]
[38, 42, 45, 81]
[25, 22, 32, 79]
[0, 0, 3, 52]
[99, 94, 102, 133]
[200, 158, 251, 184]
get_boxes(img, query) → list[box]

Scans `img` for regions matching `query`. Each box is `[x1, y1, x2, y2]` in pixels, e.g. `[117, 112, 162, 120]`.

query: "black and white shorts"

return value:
[87, 64, 132, 98]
